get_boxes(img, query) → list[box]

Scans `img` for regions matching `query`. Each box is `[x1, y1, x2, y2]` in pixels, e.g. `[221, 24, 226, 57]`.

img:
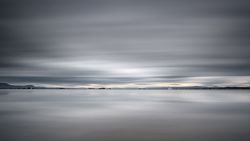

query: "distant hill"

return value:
[0, 83, 36, 89]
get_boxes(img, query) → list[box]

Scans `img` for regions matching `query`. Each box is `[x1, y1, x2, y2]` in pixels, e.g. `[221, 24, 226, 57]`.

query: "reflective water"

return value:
[0, 90, 250, 141]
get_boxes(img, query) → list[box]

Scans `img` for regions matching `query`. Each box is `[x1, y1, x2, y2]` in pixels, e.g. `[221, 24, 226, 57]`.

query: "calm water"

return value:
[0, 90, 250, 141]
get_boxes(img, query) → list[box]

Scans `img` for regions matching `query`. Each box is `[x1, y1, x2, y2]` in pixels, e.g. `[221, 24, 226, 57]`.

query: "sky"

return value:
[0, 0, 250, 88]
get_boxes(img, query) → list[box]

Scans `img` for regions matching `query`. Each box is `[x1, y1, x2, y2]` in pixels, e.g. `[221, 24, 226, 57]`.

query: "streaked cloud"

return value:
[0, 0, 250, 87]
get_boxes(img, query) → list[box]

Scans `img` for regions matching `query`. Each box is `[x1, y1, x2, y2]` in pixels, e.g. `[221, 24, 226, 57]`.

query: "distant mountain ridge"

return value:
[0, 82, 249, 89]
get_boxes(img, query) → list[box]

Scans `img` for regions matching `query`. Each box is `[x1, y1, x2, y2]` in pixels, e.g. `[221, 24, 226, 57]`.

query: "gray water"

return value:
[0, 90, 250, 141]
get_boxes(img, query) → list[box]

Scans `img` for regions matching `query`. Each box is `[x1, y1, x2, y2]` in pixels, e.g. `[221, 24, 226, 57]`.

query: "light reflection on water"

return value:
[0, 90, 250, 141]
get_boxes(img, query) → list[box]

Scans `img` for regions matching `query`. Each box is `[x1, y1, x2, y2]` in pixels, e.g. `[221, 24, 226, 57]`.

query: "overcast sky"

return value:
[1, 0, 250, 87]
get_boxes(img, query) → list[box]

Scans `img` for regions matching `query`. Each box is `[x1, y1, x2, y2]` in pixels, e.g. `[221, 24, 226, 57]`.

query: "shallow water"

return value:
[0, 90, 250, 141]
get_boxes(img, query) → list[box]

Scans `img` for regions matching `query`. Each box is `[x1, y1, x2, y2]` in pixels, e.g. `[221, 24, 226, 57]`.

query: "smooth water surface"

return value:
[0, 90, 250, 141]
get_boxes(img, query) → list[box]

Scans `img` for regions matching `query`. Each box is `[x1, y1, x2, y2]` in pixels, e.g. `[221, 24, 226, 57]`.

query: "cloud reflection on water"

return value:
[0, 90, 250, 141]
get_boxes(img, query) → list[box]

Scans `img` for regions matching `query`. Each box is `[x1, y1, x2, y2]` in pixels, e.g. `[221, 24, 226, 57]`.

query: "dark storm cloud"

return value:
[0, 0, 250, 87]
